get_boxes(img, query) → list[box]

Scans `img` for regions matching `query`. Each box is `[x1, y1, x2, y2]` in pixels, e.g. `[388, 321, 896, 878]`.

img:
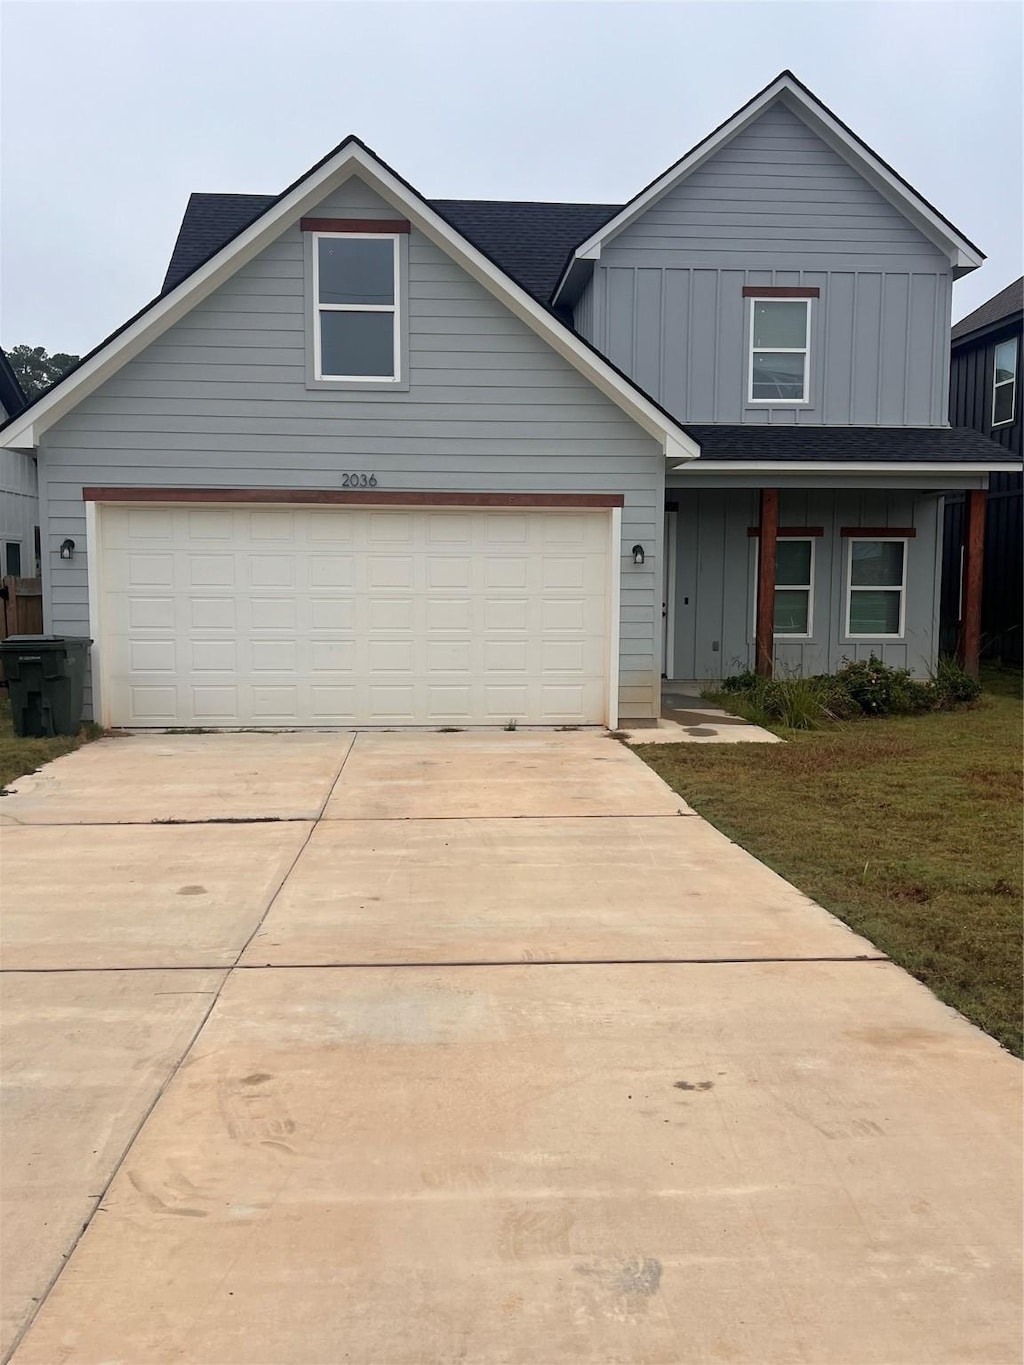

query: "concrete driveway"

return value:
[1, 731, 1020, 1364]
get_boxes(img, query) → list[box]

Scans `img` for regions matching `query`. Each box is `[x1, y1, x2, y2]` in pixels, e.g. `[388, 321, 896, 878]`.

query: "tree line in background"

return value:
[7, 345, 81, 399]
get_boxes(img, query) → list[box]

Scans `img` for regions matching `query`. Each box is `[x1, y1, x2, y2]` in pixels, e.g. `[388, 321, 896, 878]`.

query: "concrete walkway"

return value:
[620, 682, 781, 745]
[1, 731, 1020, 1364]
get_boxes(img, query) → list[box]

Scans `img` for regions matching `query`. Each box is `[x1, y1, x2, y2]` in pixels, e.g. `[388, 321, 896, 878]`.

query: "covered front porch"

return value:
[662, 461, 991, 686]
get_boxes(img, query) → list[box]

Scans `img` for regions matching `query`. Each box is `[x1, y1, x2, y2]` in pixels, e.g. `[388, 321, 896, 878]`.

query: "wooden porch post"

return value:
[959, 488, 986, 680]
[755, 487, 778, 679]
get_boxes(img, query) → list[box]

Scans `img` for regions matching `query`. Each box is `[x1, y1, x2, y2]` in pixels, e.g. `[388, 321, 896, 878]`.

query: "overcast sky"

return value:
[2, 0, 1021, 357]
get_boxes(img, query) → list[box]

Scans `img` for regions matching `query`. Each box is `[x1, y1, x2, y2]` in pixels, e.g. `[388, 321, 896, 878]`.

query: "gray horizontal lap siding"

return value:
[42, 177, 664, 721]
[0, 449, 39, 577]
[585, 103, 951, 427]
[668, 486, 942, 680]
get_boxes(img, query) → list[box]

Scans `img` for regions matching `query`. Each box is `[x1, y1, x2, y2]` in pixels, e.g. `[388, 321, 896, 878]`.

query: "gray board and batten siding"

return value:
[667, 486, 943, 681]
[39, 177, 666, 721]
[574, 103, 953, 428]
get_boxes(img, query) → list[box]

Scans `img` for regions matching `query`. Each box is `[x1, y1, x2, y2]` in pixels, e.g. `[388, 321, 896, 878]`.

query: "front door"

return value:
[662, 508, 677, 678]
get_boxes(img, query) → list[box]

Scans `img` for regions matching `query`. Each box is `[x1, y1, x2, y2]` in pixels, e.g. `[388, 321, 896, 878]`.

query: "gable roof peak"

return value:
[0, 128, 698, 462]
[552, 71, 984, 304]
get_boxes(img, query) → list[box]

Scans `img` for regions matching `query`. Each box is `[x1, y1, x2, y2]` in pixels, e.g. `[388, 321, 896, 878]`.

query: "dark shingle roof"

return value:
[951, 277, 1024, 343]
[0, 347, 27, 418]
[682, 425, 1021, 464]
[163, 193, 274, 294]
[161, 193, 620, 304]
[431, 200, 619, 305]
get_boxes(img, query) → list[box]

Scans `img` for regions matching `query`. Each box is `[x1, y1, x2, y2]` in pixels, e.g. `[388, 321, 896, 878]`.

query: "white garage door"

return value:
[96, 504, 612, 728]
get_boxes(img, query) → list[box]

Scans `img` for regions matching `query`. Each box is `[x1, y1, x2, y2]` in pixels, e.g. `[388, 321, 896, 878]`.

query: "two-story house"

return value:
[941, 278, 1022, 664]
[0, 72, 1018, 731]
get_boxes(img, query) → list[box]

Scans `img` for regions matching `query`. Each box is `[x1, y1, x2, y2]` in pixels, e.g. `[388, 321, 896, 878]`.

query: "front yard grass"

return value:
[0, 694, 102, 792]
[635, 665, 1023, 1056]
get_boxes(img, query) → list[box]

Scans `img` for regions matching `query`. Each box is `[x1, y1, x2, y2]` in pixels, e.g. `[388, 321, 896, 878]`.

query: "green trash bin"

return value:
[0, 636, 93, 738]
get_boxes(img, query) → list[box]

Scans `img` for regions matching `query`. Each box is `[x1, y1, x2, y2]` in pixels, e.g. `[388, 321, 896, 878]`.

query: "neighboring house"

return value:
[941, 278, 1022, 664]
[0, 71, 1019, 730]
[0, 348, 38, 580]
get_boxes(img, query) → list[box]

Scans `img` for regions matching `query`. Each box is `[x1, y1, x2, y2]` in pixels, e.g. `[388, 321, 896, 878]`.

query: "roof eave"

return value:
[951, 310, 1024, 350]
[671, 460, 1022, 474]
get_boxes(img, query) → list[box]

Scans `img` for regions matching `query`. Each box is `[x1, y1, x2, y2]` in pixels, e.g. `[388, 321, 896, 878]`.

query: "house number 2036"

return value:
[341, 473, 379, 488]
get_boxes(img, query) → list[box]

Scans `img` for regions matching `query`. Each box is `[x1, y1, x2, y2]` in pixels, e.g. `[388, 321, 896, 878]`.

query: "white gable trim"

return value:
[553, 73, 984, 303]
[0, 141, 700, 461]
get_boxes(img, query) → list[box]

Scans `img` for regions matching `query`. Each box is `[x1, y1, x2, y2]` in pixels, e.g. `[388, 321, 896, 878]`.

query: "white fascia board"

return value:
[777, 90, 984, 271]
[553, 75, 983, 303]
[1, 142, 699, 462]
[671, 461, 1022, 474]
[665, 433, 699, 465]
[551, 84, 785, 303]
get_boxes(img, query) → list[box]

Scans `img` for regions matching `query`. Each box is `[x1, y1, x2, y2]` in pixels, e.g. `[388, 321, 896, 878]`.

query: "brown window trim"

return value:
[840, 527, 916, 538]
[747, 526, 824, 537]
[81, 488, 624, 509]
[742, 286, 819, 299]
[299, 217, 410, 234]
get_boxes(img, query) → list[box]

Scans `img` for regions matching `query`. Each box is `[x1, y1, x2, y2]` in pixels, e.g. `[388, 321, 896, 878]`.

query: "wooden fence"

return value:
[0, 577, 44, 681]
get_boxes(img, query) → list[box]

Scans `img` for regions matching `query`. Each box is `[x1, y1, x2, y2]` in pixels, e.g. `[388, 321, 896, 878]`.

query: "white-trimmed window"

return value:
[749, 299, 810, 403]
[992, 337, 1018, 427]
[846, 538, 907, 638]
[312, 233, 400, 381]
[751, 537, 815, 637]
[774, 538, 814, 636]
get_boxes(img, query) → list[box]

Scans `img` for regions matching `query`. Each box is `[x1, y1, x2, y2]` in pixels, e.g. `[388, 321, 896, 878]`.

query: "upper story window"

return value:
[749, 299, 810, 403]
[992, 337, 1018, 427]
[312, 233, 400, 381]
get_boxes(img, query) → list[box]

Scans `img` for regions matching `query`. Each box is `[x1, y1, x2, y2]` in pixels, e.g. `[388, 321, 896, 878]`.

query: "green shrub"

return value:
[721, 670, 758, 693]
[931, 654, 982, 707]
[833, 655, 926, 716]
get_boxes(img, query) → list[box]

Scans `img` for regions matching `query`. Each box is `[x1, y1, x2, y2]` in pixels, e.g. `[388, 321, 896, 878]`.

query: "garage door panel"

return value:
[310, 598, 354, 631]
[130, 685, 178, 720]
[100, 505, 610, 728]
[310, 685, 357, 722]
[191, 598, 236, 629]
[186, 510, 233, 540]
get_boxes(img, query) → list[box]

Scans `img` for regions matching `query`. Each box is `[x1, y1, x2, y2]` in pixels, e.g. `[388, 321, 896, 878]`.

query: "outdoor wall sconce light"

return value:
[59, 539, 75, 560]
[632, 544, 645, 565]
